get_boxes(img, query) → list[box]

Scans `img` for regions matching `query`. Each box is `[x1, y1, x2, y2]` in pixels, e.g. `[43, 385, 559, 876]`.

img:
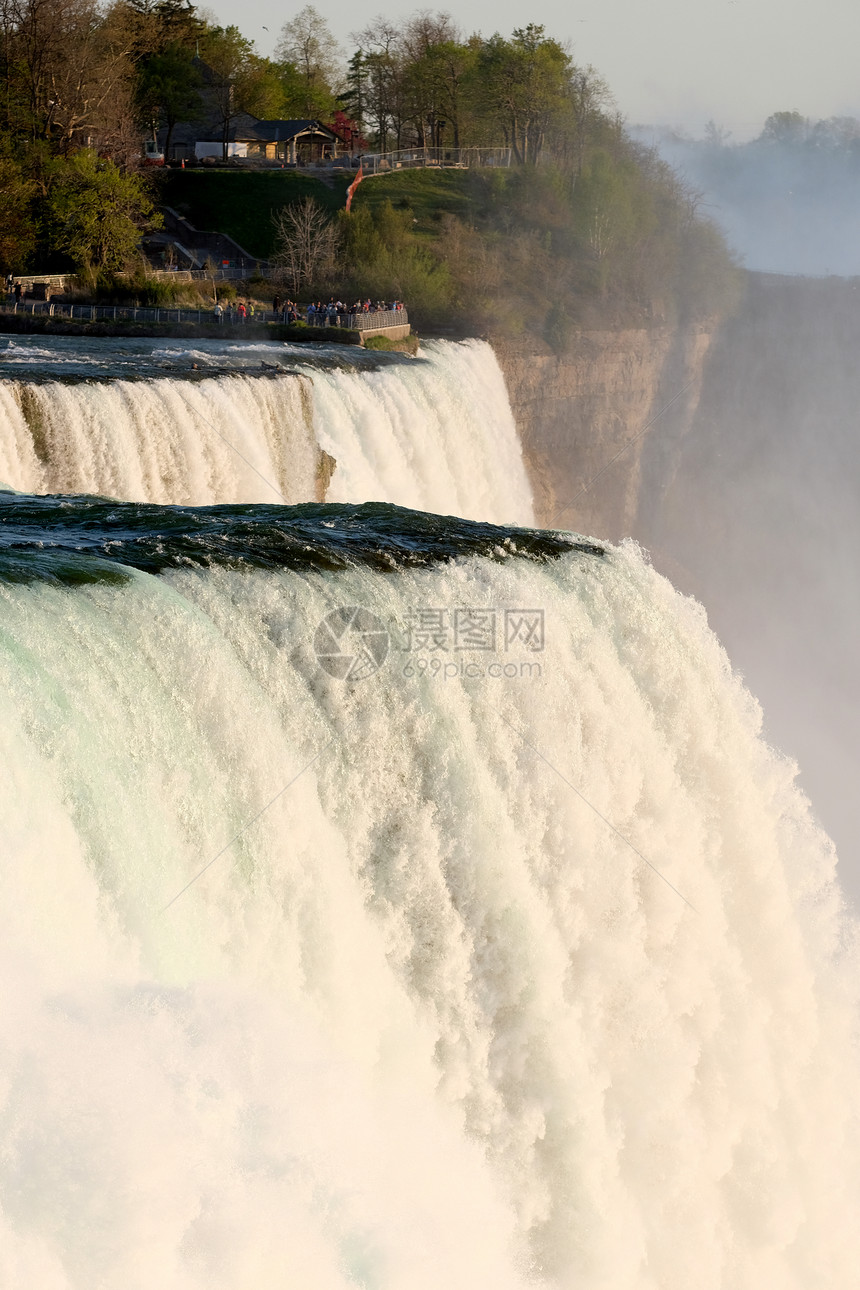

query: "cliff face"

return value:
[494, 322, 714, 539]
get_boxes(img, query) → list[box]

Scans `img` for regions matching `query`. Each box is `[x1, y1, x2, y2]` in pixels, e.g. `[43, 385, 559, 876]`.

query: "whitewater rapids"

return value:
[0, 337, 533, 525]
[0, 498, 857, 1289]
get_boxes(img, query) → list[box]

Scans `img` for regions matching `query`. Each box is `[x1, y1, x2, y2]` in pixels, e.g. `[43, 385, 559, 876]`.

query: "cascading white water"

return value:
[1, 538, 857, 1289]
[0, 339, 533, 525]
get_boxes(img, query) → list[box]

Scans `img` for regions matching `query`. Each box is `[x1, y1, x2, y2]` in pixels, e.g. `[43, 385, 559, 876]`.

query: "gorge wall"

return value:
[494, 320, 714, 538]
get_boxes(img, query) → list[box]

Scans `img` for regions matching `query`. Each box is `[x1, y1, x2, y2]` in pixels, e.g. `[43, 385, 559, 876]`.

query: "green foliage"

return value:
[349, 149, 738, 336]
[136, 43, 203, 148]
[338, 199, 452, 323]
[45, 150, 161, 273]
[363, 333, 420, 354]
[275, 5, 342, 119]
[573, 150, 638, 291]
[0, 148, 37, 271]
[0, 2, 738, 326]
[473, 25, 574, 164]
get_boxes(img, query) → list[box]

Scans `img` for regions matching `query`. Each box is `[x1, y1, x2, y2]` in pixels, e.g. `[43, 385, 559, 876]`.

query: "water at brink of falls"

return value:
[0, 336, 533, 524]
[0, 337, 858, 1289]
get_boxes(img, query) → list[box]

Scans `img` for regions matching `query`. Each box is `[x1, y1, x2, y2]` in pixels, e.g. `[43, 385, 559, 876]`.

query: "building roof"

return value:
[253, 120, 339, 143]
[162, 115, 339, 147]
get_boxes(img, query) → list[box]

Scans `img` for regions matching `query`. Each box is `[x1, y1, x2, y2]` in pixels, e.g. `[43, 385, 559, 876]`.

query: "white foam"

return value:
[0, 542, 856, 1286]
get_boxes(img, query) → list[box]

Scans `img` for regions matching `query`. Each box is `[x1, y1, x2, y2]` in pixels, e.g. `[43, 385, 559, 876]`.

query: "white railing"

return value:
[359, 147, 512, 175]
[345, 309, 408, 330]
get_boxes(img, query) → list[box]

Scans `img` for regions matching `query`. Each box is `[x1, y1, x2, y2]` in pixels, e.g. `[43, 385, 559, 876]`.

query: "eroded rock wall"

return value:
[494, 323, 714, 539]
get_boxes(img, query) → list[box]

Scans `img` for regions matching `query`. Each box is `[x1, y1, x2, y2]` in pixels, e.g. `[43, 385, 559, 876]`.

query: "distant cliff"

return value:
[494, 321, 714, 537]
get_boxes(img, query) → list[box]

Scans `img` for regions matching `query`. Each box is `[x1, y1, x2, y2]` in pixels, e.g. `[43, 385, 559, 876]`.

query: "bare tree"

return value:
[11, 0, 135, 150]
[569, 65, 612, 173]
[272, 197, 339, 296]
[276, 4, 341, 117]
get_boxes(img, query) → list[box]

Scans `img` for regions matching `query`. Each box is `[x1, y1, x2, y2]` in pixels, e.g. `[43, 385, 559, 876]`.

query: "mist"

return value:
[633, 119, 860, 276]
[635, 272, 860, 903]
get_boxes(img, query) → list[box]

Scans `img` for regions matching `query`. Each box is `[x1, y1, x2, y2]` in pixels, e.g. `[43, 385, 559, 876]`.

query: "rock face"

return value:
[494, 323, 714, 539]
[315, 448, 337, 502]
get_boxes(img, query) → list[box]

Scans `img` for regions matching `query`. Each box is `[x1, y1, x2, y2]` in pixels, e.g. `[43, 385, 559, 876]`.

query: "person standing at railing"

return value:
[213, 302, 223, 323]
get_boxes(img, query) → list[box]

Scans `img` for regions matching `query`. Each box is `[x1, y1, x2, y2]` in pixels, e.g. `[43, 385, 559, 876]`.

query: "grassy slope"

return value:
[350, 168, 474, 231]
[159, 170, 352, 259]
[159, 168, 472, 259]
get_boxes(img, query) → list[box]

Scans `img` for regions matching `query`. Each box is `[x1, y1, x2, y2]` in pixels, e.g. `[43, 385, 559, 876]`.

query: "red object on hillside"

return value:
[345, 166, 363, 212]
[328, 110, 367, 154]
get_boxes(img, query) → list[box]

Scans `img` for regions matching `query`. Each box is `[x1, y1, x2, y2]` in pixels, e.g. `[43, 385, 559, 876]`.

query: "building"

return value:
[159, 113, 342, 165]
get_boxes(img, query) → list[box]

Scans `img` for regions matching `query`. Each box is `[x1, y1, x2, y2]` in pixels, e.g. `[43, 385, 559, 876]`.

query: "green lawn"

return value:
[157, 168, 479, 259]
[351, 168, 474, 236]
[159, 170, 352, 258]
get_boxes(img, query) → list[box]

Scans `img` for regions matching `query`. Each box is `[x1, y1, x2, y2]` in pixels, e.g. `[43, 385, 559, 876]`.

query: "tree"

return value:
[350, 17, 405, 150]
[759, 110, 809, 145]
[0, 145, 36, 269]
[569, 65, 612, 173]
[136, 41, 201, 155]
[238, 54, 288, 120]
[398, 12, 459, 147]
[573, 149, 635, 287]
[46, 148, 159, 271]
[272, 196, 338, 295]
[276, 5, 341, 118]
[341, 49, 368, 138]
[703, 119, 732, 147]
[198, 25, 252, 160]
[474, 25, 573, 164]
[9, 0, 137, 150]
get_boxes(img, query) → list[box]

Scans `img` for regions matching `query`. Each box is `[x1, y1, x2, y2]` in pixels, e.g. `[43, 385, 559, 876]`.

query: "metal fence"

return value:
[341, 309, 408, 330]
[360, 147, 512, 176]
[0, 300, 267, 325]
[0, 300, 409, 329]
[149, 267, 271, 282]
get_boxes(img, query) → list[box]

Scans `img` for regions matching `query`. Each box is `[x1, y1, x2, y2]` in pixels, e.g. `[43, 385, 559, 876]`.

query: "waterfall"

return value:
[1, 499, 857, 1289]
[0, 338, 533, 525]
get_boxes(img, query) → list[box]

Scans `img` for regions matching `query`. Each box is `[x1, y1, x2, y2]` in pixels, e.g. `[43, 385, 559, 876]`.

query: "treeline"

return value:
[640, 110, 860, 278]
[268, 11, 739, 332]
[0, 0, 739, 333]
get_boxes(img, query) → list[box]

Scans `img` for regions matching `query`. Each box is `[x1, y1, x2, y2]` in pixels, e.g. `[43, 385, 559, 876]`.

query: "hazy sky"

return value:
[203, 0, 860, 139]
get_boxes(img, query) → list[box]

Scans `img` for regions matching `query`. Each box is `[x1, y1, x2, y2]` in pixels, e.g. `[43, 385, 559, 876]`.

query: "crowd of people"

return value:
[212, 296, 406, 326]
[212, 299, 258, 323]
[276, 296, 406, 326]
